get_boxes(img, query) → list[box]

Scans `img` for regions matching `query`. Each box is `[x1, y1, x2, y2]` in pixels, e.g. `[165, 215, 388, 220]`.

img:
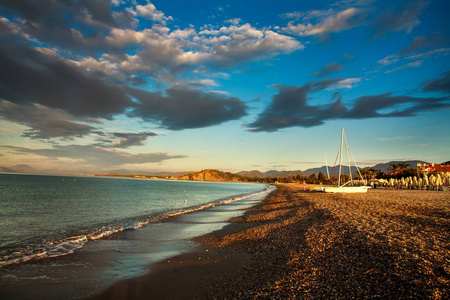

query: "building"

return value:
[417, 162, 450, 174]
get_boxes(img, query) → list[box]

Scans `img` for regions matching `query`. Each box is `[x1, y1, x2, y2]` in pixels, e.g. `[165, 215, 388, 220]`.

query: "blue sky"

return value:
[0, 0, 449, 175]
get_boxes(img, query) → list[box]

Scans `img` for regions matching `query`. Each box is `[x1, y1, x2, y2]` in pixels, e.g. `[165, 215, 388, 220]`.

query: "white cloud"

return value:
[225, 18, 242, 25]
[284, 7, 364, 36]
[334, 78, 361, 89]
[377, 54, 400, 66]
[97, 22, 302, 77]
[385, 60, 423, 73]
[135, 2, 173, 25]
[407, 48, 450, 60]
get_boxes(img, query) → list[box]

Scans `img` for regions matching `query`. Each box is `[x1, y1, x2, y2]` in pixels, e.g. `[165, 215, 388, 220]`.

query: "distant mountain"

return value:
[0, 166, 13, 172]
[301, 165, 361, 176]
[237, 170, 266, 178]
[0, 164, 39, 174]
[178, 169, 244, 182]
[239, 160, 430, 177]
[238, 170, 305, 178]
[369, 160, 428, 172]
[106, 169, 192, 177]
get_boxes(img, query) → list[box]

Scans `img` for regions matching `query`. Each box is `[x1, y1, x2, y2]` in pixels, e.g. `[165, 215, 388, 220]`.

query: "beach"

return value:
[91, 184, 450, 300]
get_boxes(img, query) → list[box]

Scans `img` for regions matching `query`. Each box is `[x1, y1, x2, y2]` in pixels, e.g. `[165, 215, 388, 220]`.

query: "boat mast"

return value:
[324, 152, 330, 182]
[343, 131, 353, 186]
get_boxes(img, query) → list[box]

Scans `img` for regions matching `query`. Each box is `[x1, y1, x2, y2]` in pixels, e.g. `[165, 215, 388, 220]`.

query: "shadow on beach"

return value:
[90, 184, 450, 299]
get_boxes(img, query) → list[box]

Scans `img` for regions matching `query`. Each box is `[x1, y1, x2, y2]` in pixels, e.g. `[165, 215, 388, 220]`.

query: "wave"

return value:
[0, 185, 275, 268]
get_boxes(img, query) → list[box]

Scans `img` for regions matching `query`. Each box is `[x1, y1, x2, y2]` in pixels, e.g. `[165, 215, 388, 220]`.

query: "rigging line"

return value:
[347, 145, 364, 182]
[330, 150, 339, 182]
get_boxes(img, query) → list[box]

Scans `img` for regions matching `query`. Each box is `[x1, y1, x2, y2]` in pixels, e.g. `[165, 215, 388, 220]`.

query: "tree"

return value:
[318, 172, 327, 182]
[307, 173, 317, 184]
[340, 174, 349, 183]
[387, 163, 399, 174]
[397, 162, 411, 172]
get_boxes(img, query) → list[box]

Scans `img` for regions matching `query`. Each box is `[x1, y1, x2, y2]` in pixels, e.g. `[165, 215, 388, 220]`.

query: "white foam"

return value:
[0, 185, 275, 268]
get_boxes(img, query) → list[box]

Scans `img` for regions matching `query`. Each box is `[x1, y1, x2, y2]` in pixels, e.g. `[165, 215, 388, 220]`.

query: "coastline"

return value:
[0, 183, 271, 300]
[90, 184, 450, 299]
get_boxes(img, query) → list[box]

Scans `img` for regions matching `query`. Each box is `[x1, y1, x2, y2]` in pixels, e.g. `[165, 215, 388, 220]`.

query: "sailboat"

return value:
[323, 129, 370, 193]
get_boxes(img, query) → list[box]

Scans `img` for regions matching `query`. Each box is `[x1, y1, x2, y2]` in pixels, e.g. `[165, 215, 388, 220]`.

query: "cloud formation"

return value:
[0, 100, 99, 140]
[0, 39, 132, 119]
[371, 1, 429, 38]
[420, 71, 450, 94]
[248, 79, 450, 132]
[311, 63, 345, 77]
[282, 1, 430, 41]
[127, 85, 248, 130]
[3, 144, 186, 166]
[377, 32, 450, 74]
[283, 7, 366, 37]
[0, 0, 300, 140]
[110, 131, 158, 148]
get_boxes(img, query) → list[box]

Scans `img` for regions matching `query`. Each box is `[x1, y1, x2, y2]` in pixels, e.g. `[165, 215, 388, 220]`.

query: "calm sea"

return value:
[0, 173, 269, 267]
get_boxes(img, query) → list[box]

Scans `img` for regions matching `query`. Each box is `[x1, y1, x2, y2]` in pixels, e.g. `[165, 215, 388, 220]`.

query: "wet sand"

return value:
[90, 184, 450, 300]
[0, 196, 267, 299]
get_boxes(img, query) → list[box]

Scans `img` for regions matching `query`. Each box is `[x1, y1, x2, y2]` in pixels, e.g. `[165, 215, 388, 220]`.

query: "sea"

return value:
[0, 173, 272, 299]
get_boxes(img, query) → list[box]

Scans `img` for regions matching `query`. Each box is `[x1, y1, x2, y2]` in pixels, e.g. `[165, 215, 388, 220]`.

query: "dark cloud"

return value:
[311, 63, 345, 77]
[0, 0, 112, 25]
[0, 41, 132, 118]
[3, 144, 186, 166]
[0, 100, 98, 140]
[127, 85, 248, 130]
[420, 71, 450, 94]
[371, 1, 429, 38]
[248, 80, 450, 132]
[248, 79, 347, 132]
[399, 34, 450, 56]
[0, 0, 133, 51]
[111, 131, 158, 148]
[344, 93, 449, 118]
[0, 35, 248, 134]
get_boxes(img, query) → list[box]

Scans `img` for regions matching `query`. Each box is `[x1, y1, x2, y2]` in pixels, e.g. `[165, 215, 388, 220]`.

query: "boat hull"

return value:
[324, 186, 370, 193]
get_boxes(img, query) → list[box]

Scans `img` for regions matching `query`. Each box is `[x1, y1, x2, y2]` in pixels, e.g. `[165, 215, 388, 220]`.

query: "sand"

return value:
[90, 184, 450, 299]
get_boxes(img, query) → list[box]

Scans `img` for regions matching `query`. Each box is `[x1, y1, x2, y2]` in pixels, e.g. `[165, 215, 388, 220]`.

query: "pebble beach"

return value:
[92, 184, 450, 300]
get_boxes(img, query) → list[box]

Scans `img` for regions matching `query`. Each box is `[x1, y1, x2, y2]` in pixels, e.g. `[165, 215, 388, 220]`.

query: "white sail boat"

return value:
[323, 129, 370, 193]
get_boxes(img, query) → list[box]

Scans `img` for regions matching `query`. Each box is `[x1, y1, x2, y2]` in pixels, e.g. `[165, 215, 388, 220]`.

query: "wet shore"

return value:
[91, 184, 450, 299]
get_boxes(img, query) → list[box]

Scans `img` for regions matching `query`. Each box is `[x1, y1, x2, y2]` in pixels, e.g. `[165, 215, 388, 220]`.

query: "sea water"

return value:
[0, 173, 269, 267]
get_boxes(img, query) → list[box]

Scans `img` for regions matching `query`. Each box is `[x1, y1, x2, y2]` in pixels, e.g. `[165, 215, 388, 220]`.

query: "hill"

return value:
[105, 169, 192, 178]
[0, 164, 39, 174]
[178, 169, 245, 182]
[238, 170, 305, 178]
[370, 160, 427, 172]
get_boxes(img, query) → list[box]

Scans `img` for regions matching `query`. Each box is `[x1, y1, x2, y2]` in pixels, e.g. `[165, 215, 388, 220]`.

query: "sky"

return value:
[0, 0, 449, 175]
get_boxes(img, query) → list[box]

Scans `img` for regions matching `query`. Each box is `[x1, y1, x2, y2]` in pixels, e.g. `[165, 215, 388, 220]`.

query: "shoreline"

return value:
[90, 184, 450, 299]
[0, 186, 271, 300]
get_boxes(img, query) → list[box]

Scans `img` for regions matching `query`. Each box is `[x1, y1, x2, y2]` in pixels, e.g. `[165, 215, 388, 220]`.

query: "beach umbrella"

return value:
[436, 174, 442, 189]
[444, 175, 450, 187]
[394, 178, 399, 187]
[413, 176, 418, 189]
[401, 177, 406, 188]
[424, 174, 429, 187]
[378, 179, 387, 187]
[418, 177, 423, 189]
[429, 175, 436, 189]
